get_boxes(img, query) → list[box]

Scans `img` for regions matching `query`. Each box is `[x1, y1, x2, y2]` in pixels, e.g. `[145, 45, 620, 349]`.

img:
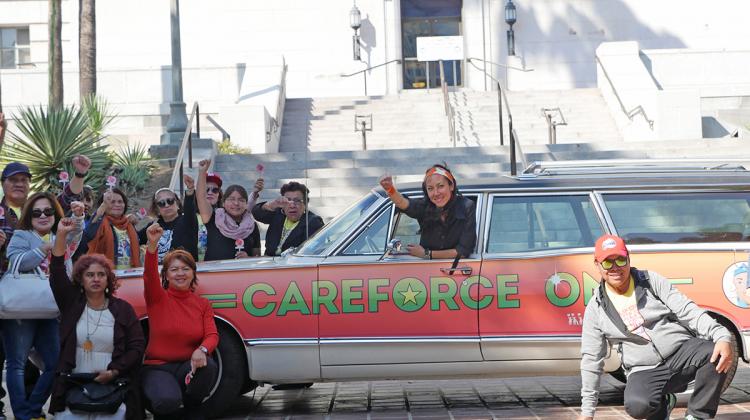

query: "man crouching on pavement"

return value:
[578, 234, 734, 420]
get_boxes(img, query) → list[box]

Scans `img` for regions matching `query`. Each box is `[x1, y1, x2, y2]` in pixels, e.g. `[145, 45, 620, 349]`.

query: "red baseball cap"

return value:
[206, 172, 223, 188]
[594, 234, 629, 262]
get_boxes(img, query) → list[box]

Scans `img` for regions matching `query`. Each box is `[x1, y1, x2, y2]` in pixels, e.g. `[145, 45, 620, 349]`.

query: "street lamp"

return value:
[505, 0, 517, 56]
[350, 3, 362, 61]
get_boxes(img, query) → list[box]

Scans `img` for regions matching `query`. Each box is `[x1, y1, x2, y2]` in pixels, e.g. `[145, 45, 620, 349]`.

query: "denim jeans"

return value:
[1, 319, 60, 420]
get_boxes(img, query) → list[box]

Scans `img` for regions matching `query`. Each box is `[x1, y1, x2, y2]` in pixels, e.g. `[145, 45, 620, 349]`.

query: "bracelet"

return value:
[385, 185, 397, 196]
[74, 171, 87, 178]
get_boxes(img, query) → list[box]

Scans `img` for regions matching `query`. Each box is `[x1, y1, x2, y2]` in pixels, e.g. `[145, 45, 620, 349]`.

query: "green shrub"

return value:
[218, 138, 251, 154]
[2, 105, 110, 192]
[111, 143, 154, 196]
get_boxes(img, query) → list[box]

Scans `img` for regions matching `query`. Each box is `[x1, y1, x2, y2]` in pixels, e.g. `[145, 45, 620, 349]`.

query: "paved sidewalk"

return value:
[2, 365, 749, 419]
[220, 364, 750, 419]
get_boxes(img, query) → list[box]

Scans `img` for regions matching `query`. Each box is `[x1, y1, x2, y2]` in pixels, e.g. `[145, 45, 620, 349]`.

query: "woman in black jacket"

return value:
[137, 175, 199, 262]
[49, 217, 146, 420]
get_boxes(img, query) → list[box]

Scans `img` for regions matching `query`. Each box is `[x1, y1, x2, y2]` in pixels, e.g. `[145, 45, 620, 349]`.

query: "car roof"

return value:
[394, 163, 750, 194]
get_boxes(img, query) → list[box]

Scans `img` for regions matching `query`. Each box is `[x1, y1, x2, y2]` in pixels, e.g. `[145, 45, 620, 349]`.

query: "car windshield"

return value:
[296, 192, 381, 256]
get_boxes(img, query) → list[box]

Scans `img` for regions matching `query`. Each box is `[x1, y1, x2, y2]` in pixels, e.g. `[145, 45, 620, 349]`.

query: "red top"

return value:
[143, 250, 219, 365]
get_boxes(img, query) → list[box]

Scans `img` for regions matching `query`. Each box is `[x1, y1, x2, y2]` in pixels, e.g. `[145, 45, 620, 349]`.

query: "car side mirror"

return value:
[379, 239, 402, 261]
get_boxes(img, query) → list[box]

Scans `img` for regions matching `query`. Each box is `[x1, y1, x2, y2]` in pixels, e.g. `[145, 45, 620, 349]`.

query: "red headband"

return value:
[425, 166, 455, 184]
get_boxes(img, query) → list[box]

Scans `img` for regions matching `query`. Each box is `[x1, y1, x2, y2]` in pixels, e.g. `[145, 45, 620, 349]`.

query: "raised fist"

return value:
[72, 155, 92, 174]
[146, 223, 164, 245]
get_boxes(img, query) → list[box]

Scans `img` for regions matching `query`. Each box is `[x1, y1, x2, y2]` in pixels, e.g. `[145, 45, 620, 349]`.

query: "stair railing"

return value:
[340, 59, 402, 96]
[267, 57, 288, 145]
[438, 60, 458, 147]
[169, 102, 219, 195]
[541, 107, 567, 144]
[465, 57, 527, 175]
[595, 55, 654, 129]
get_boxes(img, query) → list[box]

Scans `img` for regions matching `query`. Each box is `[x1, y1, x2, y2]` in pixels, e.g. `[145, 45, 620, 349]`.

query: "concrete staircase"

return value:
[214, 138, 747, 221]
[451, 88, 622, 146]
[280, 90, 450, 152]
[279, 88, 622, 153]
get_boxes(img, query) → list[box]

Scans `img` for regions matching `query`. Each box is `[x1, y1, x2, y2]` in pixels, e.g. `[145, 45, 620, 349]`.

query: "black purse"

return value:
[64, 372, 129, 414]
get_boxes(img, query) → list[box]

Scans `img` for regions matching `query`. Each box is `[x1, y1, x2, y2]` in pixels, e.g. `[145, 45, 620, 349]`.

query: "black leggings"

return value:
[142, 359, 218, 420]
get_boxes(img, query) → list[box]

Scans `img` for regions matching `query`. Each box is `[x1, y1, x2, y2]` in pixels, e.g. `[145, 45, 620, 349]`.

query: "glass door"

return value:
[401, 0, 463, 90]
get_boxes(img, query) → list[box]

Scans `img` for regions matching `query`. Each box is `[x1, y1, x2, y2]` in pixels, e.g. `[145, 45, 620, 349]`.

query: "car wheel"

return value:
[607, 332, 739, 395]
[204, 323, 251, 416]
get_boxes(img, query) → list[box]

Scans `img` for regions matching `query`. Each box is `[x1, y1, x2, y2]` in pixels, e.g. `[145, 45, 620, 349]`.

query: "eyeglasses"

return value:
[225, 197, 247, 204]
[156, 198, 176, 208]
[206, 187, 221, 194]
[31, 208, 55, 218]
[287, 198, 304, 205]
[600, 256, 629, 270]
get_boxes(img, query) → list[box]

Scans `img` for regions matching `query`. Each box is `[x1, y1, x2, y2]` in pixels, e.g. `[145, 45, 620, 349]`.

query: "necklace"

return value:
[82, 299, 108, 353]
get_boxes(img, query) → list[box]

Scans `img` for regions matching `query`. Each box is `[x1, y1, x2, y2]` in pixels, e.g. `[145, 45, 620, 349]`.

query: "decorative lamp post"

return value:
[505, 0, 517, 56]
[350, 3, 362, 61]
[162, 0, 188, 144]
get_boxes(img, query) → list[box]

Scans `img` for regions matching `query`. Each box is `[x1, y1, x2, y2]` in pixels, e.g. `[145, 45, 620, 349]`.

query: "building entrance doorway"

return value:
[401, 0, 463, 90]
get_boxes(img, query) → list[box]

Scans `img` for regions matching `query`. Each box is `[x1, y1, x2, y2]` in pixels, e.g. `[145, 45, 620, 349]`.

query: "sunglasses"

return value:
[600, 256, 629, 270]
[206, 187, 221, 194]
[156, 198, 176, 208]
[31, 208, 56, 218]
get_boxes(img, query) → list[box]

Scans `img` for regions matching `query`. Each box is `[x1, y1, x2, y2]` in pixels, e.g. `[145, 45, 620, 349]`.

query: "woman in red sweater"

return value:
[141, 223, 219, 420]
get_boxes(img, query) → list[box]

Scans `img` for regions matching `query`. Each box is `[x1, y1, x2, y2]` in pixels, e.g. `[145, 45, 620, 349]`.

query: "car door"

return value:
[478, 193, 604, 367]
[317, 195, 483, 375]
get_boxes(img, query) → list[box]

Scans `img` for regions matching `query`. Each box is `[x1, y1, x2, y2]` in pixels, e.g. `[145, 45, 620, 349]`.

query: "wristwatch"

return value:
[423, 248, 431, 260]
[74, 171, 87, 178]
[199, 345, 208, 354]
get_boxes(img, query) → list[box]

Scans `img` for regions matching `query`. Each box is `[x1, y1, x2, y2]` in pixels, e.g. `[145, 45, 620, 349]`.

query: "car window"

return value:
[296, 192, 380, 256]
[603, 192, 750, 244]
[486, 195, 603, 253]
[342, 209, 391, 255]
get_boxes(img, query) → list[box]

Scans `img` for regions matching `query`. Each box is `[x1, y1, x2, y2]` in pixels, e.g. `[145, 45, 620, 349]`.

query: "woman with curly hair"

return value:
[48, 217, 145, 420]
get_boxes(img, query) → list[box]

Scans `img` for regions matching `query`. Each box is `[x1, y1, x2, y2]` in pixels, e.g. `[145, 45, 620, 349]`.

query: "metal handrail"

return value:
[466, 58, 526, 174]
[269, 57, 288, 143]
[541, 107, 567, 145]
[341, 59, 402, 97]
[340, 59, 402, 77]
[206, 115, 230, 141]
[168, 102, 217, 196]
[439, 61, 457, 147]
[595, 55, 654, 129]
[465, 57, 534, 72]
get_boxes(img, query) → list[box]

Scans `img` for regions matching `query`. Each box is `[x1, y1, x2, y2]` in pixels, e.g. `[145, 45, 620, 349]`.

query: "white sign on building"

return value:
[416, 36, 464, 62]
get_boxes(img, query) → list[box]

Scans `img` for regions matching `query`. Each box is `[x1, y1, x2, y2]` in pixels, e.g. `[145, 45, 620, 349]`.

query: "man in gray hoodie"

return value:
[578, 234, 734, 420]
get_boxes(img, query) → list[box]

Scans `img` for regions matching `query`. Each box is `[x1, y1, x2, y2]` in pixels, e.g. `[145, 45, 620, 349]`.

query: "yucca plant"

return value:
[1, 105, 111, 192]
[111, 143, 154, 196]
[81, 94, 117, 140]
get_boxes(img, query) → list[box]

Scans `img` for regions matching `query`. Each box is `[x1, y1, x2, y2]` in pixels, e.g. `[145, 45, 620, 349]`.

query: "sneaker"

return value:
[664, 393, 677, 420]
[683, 415, 704, 420]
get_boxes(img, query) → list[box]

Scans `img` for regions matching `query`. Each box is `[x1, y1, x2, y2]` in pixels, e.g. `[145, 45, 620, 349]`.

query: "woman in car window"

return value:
[379, 164, 476, 259]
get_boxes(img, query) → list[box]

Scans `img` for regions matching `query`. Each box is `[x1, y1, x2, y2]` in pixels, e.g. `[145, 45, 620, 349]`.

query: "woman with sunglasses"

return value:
[196, 159, 261, 261]
[75, 188, 140, 269]
[195, 172, 223, 261]
[137, 177, 198, 263]
[2, 192, 84, 420]
[378, 164, 476, 260]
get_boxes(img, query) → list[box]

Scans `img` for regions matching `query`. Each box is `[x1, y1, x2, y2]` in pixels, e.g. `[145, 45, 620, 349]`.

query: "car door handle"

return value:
[440, 266, 473, 275]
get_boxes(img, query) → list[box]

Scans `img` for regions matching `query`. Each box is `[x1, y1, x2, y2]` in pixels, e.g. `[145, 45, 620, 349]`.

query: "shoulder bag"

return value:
[0, 257, 59, 319]
[64, 372, 129, 414]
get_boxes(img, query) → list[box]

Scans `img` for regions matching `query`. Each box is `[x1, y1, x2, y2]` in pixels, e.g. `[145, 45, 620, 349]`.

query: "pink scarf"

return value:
[214, 208, 255, 240]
